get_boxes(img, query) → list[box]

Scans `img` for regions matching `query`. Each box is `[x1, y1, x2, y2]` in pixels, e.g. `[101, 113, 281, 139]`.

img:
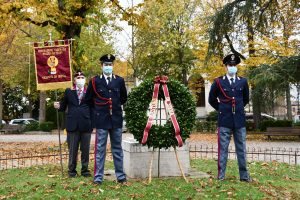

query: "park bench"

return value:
[0, 124, 25, 134]
[264, 127, 300, 140]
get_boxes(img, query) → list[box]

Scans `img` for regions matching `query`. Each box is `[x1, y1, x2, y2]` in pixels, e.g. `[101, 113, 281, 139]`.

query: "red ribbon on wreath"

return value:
[142, 75, 183, 147]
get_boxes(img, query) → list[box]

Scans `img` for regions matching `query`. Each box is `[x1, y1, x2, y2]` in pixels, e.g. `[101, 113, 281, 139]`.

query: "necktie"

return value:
[107, 77, 111, 85]
[230, 78, 234, 86]
[77, 89, 83, 104]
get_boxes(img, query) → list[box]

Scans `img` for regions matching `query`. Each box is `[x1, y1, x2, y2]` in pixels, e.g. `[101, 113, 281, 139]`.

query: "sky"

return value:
[113, 0, 143, 60]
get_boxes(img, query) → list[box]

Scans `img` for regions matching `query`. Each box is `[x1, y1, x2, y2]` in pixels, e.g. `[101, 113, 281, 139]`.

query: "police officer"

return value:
[208, 54, 251, 182]
[54, 71, 92, 178]
[85, 54, 127, 185]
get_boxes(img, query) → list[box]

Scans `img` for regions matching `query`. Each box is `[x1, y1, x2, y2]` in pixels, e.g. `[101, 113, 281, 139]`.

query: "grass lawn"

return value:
[0, 159, 299, 199]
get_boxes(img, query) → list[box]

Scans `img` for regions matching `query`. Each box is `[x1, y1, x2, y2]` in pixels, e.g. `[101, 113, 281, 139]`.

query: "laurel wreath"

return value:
[124, 79, 196, 149]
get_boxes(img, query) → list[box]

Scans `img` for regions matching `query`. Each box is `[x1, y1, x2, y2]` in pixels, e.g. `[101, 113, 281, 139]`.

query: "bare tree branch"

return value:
[12, 21, 32, 37]
[225, 34, 246, 60]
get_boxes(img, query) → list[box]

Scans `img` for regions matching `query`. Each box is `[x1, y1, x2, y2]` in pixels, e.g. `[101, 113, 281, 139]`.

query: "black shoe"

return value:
[240, 178, 252, 182]
[82, 173, 92, 177]
[217, 177, 225, 181]
[68, 173, 77, 178]
[81, 173, 92, 177]
[117, 178, 127, 184]
[93, 181, 102, 185]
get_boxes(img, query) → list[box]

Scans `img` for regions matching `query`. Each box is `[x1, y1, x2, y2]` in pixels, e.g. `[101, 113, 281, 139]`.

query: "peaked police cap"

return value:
[74, 70, 85, 77]
[223, 54, 241, 65]
[99, 54, 116, 63]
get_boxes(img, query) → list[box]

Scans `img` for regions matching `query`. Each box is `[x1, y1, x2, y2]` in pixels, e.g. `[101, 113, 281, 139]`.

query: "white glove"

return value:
[54, 102, 60, 109]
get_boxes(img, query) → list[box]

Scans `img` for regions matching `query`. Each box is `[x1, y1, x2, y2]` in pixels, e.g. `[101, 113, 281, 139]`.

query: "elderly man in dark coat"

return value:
[54, 71, 92, 178]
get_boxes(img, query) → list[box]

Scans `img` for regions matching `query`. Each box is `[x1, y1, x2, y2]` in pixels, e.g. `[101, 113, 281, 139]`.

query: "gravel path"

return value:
[1, 133, 299, 150]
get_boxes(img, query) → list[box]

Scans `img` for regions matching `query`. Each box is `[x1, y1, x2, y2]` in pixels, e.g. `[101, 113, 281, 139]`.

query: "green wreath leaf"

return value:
[124, 78, 196, 148]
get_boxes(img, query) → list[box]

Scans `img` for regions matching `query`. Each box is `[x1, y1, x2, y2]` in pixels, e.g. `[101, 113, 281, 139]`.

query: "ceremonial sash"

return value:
[215, 78, 236, 114]
[91, 77, 113, 115]
[142, 76, 183, 147]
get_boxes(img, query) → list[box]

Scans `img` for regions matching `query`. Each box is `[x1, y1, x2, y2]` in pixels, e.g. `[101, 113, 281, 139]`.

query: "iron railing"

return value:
[189, 145, 300, 165]
[0, 145, 299, 170]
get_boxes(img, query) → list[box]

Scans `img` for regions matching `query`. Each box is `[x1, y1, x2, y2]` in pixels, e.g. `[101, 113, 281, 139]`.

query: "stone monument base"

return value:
[122, 138, 190, 178]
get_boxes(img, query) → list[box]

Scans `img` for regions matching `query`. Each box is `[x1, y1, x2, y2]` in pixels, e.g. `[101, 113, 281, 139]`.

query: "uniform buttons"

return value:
[109, 90, 111, 93]
[232, 89, 234, 91]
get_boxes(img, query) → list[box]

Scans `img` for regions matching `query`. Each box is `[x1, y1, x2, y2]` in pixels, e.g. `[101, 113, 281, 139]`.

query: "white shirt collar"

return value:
[226, 74, 236, 82]
[103, 73, 112, 80]
[103, 73, 112, 84]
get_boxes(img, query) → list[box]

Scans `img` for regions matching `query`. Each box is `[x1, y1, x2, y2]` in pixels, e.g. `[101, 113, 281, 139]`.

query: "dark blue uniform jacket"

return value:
[59, 88, 93, 132]
[85, 74, 127, 129]
[208, 75, 249, 129]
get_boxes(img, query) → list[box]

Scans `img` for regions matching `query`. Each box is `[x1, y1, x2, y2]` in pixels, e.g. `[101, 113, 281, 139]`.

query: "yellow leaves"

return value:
[113, 60, 133, 78]
[0, 34, 8, 43]
[260, 162, 269, 167]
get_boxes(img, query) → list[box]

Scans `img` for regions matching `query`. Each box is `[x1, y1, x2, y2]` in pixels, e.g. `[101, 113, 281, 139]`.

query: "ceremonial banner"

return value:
[34, 41, 72, 90]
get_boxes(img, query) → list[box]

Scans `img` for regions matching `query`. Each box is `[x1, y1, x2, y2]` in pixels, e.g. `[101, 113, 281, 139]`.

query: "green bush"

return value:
[206, 111, 218, 121]
[259, 120, 293, 131]
[246, 121, 255, 131]
[194, 120, 217, 132]
[39, 121, 55, 132]
[24, 122, 39, 131]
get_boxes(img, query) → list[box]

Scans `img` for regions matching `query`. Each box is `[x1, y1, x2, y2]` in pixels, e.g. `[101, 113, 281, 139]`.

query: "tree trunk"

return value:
[246, 15, 261, 128]
[27, 95, 32, 118]
[285, 84, 292, 120]
[39, 91, 46, 122]
[0, 79, 3, 124]
[182, 68, 188, 86]
[252, 91, 261, 129]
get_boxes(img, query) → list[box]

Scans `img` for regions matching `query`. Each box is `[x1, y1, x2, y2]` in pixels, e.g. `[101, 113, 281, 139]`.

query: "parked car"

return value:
[9, 118, 38, 125]
[293, 114, 300, 123]
[245, 113, 277, 121]
[1, 120, 6, 124]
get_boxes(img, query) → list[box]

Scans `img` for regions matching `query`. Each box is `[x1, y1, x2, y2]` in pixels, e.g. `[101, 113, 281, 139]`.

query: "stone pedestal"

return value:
[122, 138, 190, 178]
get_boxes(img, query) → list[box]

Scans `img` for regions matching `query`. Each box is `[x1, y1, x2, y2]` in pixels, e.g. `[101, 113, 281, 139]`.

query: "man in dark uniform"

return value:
[54, 71, 92, 178]
[85, 54, 127, 185]
[208, 54, 251, 182]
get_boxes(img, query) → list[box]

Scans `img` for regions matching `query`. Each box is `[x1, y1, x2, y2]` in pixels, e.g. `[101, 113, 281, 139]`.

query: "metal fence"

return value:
[1, 145, 299, 170]
[189, 145, 300, 165]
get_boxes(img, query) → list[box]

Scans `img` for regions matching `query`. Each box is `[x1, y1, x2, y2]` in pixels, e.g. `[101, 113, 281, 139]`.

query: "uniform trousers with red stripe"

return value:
[217, 127, 249, 180]
[94, 128, 126, 183]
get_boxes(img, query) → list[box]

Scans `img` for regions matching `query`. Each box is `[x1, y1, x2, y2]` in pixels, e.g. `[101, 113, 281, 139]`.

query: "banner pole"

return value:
[48, 31, 64, 176]
[55, 90, 64, 177]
